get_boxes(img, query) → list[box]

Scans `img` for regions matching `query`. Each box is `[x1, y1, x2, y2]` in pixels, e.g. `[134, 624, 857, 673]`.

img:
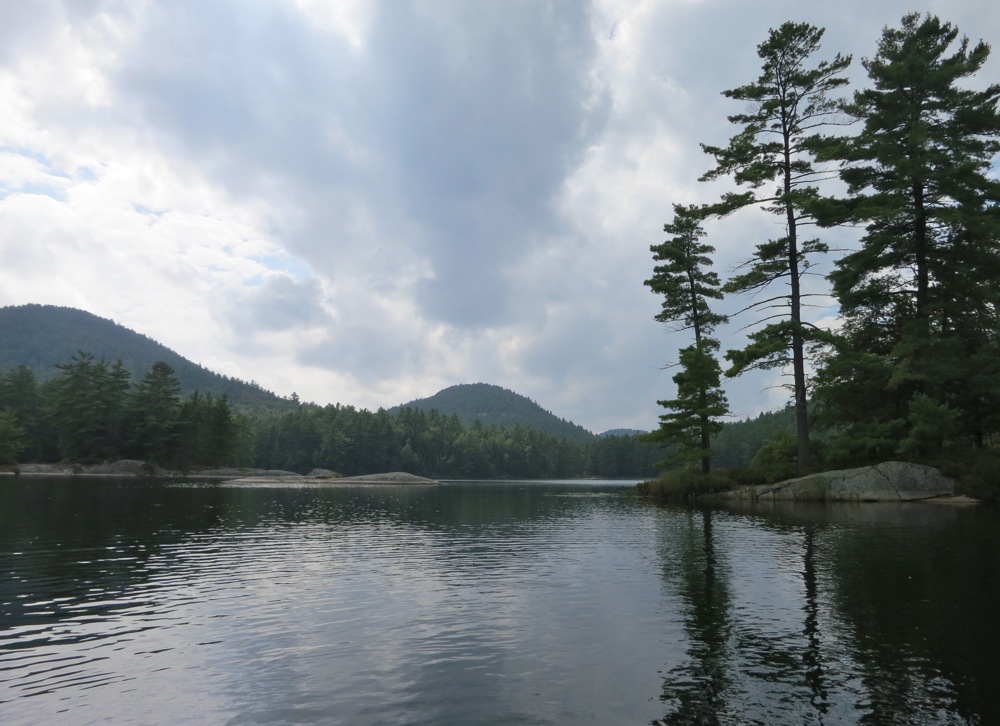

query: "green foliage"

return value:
[701, 21, 850, 473]
[708, 407, 794, 469]
[0, 304, 295, 410]
[636, 470, 739, 502]
[748, 430, 800, 483]
[899, 394, 958, 457]
[0, 365, 53, 461]
[125, 362, 182, 464]
[236, 402, 655, 479]
[392, 382, 595, 445]
[935, 451, 1000, 503]
[586, 434, 661, 479]
[814, 13, 1000, 457]
[1, 354, 236, 469]
[645, 205, 729, 473]
[0, 410, 25, 464]
[0, 322, 658, 478]
[45, 352, 130, 462]
[645, 204, 727, 336]
[645, 343, 728, 472]
[638, 424, 823, 500]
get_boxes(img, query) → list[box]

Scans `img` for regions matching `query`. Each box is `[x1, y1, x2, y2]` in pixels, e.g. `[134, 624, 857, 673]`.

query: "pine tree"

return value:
[0, 365, 47, 461]
[0, 410, 25, 464]
[127, 362, 182, 464]
[644, 204, 729, 473]
[815, 13, 1000, 456]
[700, 22, 850, 473]
[46, 352, 130, 461]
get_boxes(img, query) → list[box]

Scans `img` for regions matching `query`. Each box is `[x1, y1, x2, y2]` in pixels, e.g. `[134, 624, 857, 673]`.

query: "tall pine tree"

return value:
[700, 22, 850, 473]
[644, 204, 729, 473]
[815, 13, 1000, 456]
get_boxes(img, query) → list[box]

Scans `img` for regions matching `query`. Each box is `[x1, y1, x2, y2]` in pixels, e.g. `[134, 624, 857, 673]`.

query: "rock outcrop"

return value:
[713, 461, 955, 502]
[222, 471, 440, 486]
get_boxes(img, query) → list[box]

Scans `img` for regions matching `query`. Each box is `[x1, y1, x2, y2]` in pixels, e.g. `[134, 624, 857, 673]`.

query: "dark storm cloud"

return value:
[359, 2, 608, 324]
[112, 0, 608, 328]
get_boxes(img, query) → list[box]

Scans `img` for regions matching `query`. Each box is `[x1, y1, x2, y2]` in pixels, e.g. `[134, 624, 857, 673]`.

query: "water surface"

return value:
[1, 478, 997, 724]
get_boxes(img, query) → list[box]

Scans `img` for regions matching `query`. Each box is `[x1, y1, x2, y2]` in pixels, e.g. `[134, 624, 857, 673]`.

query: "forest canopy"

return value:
[645, 13, 1000, 478]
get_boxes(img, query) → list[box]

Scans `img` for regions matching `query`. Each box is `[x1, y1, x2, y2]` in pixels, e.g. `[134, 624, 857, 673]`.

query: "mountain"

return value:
[0, 304, 293, 409]
[1, 306, 606, 437]
[392, 383, 596, 444]
[598, 428, 647, 438]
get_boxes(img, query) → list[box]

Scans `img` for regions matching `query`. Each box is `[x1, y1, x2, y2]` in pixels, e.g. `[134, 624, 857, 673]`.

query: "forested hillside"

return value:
[0, 353, 663, 477]
[711, 408, 796, 469]
[0, 304, 293, 409]
[0, 305, 797, 478]
[393, 383, 596, 444]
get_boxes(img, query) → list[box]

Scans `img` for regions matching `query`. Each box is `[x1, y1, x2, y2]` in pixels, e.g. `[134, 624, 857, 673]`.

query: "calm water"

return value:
[1, 478, 998, 725]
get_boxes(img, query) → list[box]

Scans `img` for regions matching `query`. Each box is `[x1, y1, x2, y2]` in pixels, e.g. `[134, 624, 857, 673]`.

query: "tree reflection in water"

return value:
[654, 508, 732, 725]
[801, 524, 828, 719]
[654, 509, 834, 724]
[652, 501, 1000, 725]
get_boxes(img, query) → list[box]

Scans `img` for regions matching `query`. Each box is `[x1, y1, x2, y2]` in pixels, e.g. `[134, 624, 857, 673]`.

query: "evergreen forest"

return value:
[0, 352, 796, 480]
[0, 353, 660, 477]
[643, 13, 1000, 491]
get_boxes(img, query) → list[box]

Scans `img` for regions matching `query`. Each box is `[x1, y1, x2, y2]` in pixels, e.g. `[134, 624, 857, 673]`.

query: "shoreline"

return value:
[4, 462, 440, 485]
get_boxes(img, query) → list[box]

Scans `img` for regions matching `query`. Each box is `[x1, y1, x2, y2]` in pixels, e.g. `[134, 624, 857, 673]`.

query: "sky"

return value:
[1, 0, 998, 434]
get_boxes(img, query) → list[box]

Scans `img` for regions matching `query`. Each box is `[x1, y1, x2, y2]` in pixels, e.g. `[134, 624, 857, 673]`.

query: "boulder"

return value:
[714, 461, 955, 502]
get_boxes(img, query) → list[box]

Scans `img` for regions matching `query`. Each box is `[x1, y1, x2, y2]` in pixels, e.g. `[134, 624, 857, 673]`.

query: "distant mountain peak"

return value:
[393, 382, 595, 444]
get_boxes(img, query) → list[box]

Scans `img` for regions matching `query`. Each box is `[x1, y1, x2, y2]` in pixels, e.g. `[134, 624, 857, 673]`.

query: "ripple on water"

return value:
[2, 481, 997, 725]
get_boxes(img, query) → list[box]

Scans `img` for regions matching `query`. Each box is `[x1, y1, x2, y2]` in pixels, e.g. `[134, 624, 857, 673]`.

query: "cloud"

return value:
[1, 0, 998, 433]
[108, 0, 610, 330]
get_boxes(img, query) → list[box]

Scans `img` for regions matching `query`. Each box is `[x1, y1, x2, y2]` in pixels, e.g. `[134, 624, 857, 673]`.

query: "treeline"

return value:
[0, 353, 662, 478]
[0, 354, 235, 469]
[241, 405, 660, 479]
[392, 383, 595, 445]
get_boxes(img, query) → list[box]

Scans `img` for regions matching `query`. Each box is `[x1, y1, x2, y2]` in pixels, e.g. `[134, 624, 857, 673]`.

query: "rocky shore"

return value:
[5, 461, 440, 485]
[708, 461, 971, 503]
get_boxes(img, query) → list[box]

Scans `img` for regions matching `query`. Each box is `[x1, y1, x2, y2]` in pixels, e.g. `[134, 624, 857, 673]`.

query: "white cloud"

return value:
[1, 0, 997, 433]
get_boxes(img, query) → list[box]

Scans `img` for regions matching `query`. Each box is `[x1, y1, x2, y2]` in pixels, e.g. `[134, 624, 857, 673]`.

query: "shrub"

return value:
[934, 450, 1000, 503]
[749, 430, 799, 483]
[637, 469, 738, 502]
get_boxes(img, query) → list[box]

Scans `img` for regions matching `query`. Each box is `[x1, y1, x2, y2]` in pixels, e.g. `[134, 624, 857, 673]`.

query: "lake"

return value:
[1, 477, 998, 724]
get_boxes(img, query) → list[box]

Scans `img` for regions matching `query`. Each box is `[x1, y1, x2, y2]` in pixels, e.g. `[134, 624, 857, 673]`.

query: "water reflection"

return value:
[654, 509, 733, 724]
[2, 479, 998, 724]
[2, 478, 669, 724]
[801, 524, 827, 719]
[652, 500, 1000, 724]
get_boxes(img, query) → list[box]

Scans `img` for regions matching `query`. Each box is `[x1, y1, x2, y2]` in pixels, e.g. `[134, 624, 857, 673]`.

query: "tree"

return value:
[644, 204, 729, 473]
[815, 13, 1000, 455]
[700, 22, 850, 473]
[0, 365, 51, 461]
[126, 362, 182, 464]
[0, 410, 25, 464]
[46, 352, 130, 461]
